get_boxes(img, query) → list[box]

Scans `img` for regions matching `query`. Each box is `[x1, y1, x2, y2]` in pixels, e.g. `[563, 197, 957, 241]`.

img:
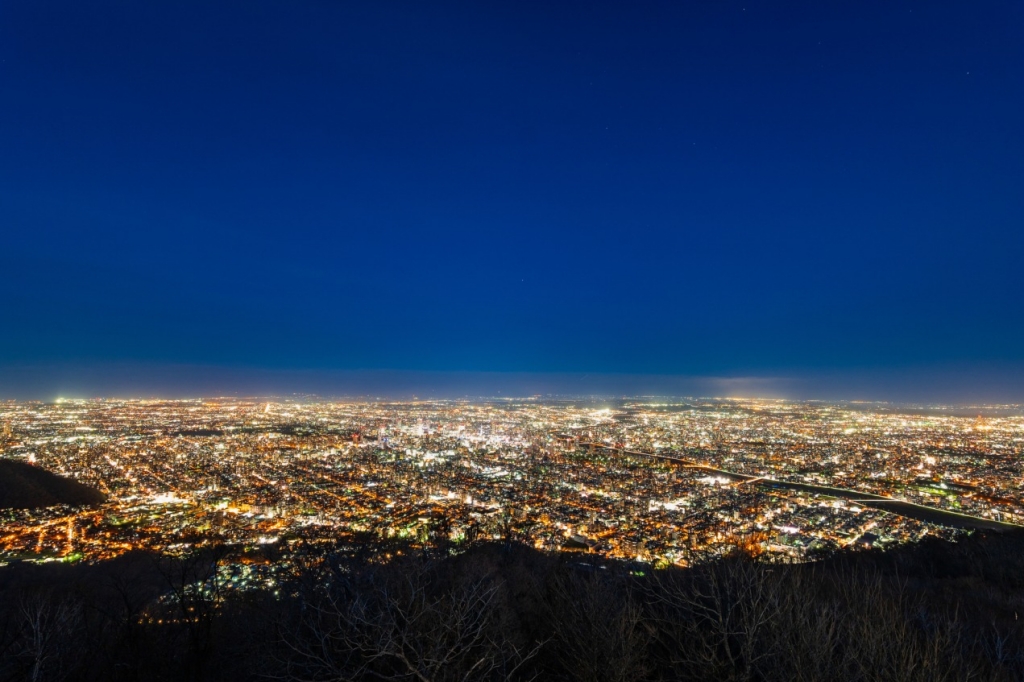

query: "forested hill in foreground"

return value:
[2, 531, 1024, 681]
[0, 459, 105, 509]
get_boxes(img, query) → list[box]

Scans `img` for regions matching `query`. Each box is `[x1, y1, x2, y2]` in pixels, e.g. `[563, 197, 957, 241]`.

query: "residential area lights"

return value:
[1, 398, 1022, 579]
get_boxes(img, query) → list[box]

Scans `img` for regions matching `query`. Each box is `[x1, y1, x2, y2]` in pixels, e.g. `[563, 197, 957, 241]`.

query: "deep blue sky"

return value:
[1, 1, 1023, 398]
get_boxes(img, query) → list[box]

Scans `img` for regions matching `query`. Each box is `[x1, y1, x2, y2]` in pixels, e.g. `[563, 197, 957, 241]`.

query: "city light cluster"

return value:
[1, 398, 1022, 576]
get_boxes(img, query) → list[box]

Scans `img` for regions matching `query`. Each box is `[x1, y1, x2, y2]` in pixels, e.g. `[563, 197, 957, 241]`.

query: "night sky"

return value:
[1, 1, 1022, 400]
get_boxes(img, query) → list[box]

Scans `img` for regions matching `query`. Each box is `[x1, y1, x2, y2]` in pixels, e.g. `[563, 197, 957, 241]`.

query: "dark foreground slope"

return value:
[1, 532, 1024, 682]
[0, 459, 105, 509]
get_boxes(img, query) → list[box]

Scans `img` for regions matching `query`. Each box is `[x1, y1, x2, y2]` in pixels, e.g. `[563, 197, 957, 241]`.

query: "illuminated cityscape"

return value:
[3, 0, 1023, 676]
[3, 398, 1021, 577]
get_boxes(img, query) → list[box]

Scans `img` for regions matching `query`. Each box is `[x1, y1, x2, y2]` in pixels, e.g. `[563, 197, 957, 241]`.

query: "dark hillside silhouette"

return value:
[0, 459, 105, 509]
[1, 531, 1024, 681]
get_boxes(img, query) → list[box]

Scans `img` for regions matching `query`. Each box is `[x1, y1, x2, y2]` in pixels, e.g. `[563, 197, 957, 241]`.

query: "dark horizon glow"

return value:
[2, 1, 1022, 398]
[3, 362, 1024, 406]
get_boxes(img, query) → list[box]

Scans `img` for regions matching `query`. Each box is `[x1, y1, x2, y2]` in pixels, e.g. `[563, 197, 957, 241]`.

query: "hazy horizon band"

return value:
[2, 362, 1023, 404]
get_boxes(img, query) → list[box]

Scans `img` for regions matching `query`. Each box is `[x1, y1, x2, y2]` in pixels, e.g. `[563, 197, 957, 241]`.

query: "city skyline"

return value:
[4, 396, 1020, 569]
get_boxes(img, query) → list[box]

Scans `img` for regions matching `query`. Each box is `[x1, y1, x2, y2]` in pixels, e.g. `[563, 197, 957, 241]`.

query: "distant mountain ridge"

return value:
[0, 459, 105, 509]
